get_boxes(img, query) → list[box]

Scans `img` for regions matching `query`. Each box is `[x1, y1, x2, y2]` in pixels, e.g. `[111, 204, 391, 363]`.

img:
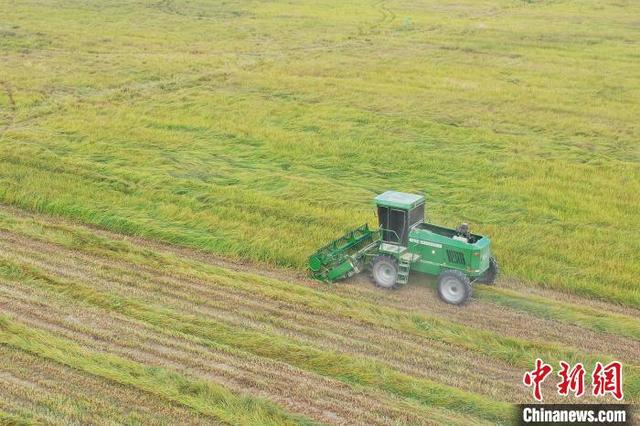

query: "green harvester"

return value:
[309, 191, 498, 305]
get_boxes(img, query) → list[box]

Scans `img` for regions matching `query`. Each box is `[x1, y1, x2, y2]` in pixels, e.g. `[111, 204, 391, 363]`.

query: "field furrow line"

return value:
[0, 81, 16, 141]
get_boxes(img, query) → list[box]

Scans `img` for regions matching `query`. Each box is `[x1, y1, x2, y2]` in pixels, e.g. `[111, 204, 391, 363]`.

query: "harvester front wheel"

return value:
[437, 270, 472, 305]
[371, 255, 398, 289]
[478, 257, 499, 285]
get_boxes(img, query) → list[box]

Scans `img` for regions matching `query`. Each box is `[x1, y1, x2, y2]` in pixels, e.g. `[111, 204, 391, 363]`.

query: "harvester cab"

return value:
[309, 191, 499, 305]
[375, 191, 424, 246]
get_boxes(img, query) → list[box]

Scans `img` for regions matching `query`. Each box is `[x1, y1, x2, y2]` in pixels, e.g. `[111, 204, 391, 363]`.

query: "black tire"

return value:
[477, 257, 499, 285]
[370, 255, 398, 289]
[437, 270, 472, 305]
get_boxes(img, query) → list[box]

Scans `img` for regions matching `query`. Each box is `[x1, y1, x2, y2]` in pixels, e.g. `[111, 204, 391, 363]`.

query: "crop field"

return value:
[0, 206, 638, 424]
[0, 0, 639, 424]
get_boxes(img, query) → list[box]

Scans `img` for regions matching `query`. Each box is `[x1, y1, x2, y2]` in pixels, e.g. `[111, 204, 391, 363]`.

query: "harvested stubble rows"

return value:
[0, 206, 638, 424]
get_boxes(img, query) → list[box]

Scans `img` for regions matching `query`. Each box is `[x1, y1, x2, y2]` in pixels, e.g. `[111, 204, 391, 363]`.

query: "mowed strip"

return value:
[0, 345, 212, 425]
[0, 316, 312, 426]
[2, 227, 607, 403]
[0, 278, 464, 425]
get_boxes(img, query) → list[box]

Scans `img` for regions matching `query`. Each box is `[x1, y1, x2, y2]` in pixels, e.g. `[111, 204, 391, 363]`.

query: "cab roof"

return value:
[374, 191, 425, 210]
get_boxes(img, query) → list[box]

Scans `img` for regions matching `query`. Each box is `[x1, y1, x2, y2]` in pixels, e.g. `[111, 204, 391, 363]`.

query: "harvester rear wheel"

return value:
[437, 270, 472, 305]
[371, 255, 398, 289]
[477, 257, 499, 285]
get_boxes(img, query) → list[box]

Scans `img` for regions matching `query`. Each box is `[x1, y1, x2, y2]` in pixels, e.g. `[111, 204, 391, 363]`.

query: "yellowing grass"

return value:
[1, 0, 638, 308]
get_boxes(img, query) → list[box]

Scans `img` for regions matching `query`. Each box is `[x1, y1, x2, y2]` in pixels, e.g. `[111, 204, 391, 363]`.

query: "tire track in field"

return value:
[149, 0, 226, 21]
[369, 0, 397, 31]
[0, 235, 526, 402]
[149, 0, 397, 60]
[0, 281, 460, 425]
